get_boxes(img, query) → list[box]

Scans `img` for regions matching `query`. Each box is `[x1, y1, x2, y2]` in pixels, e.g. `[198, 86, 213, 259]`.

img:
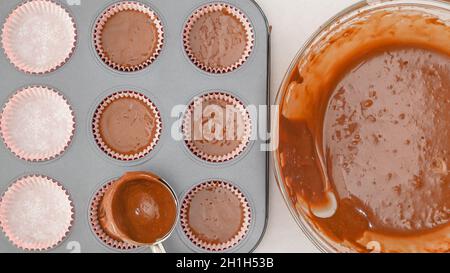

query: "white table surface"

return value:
[253, 0, 360, 253]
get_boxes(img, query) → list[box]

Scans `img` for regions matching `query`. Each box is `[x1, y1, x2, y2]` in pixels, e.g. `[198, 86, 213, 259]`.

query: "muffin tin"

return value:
[0, 0, 269, 253]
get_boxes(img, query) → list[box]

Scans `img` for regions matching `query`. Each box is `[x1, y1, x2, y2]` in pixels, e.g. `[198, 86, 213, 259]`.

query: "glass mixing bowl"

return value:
[273, 0, 450, 253]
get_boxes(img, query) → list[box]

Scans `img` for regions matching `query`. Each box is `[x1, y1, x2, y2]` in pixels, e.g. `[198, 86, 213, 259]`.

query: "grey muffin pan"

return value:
[0, 0, 269, 253]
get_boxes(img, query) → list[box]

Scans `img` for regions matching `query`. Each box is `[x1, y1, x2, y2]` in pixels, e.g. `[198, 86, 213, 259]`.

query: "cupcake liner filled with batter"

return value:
[180, 181, 251, 252]
[182, 92, 252, 163]
[183, 3, 254, 74]
[92, 91, 162, 161]
[89, 180, 140, 251]
[1, 0, 77, 74]
[93, 1, 164, 72]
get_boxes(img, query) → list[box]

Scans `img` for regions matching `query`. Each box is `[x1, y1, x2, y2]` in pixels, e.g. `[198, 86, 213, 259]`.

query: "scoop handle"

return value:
[150, 243, 166, 253]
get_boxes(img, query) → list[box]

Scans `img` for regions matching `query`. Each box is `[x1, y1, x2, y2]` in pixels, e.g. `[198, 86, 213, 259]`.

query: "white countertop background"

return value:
[254, 0, 360, 253]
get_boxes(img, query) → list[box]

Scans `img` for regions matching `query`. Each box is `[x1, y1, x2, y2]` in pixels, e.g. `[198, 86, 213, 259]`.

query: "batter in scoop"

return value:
[99, 172, 177, 245]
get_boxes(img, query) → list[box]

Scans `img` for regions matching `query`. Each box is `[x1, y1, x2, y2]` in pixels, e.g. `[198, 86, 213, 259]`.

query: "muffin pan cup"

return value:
[0, 0, 269, 253]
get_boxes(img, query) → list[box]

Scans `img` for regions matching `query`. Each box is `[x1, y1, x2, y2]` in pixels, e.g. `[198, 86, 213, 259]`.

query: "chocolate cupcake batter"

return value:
[186, 95, 248, 159]
[188, 8, 248, 70]
[278, 11, 450, 252]
[98, 96, 158, 156]
[100, 10, 158, 68]
[186, 184, 245, 245]
[323, 47, 450, 235]
[99, 172, 177, 245]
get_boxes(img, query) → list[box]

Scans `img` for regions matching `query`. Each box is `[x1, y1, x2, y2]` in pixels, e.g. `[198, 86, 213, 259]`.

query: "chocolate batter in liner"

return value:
[93, 1, 164, 72]
[183, 3, 254, 74]
[92, 91, 162, 161]
[89, 181, 140, 251]
[180, 181, 251, 252]
[182, 92, 252, 163]
[277, 8, 450, 253]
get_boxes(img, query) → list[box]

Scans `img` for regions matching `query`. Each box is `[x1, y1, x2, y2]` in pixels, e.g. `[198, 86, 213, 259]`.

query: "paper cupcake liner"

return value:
[183, 3, 254, 74]
[180, 181, 251, 252]
[89, 180, 139, 251]
[0, 86, 75, 162]
[1, 0, 77, 74]
[93, 1, 164, 72]
[92, 91, 162, 161]
[0, 175, 74, 251]
[182, 92, 252, 163]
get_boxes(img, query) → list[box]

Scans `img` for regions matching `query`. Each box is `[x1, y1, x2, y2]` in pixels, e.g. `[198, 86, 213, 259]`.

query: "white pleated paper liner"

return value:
[2, 0, 77, 74]
[0, 86, 75, 162]
[0, 175, 74, 251]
